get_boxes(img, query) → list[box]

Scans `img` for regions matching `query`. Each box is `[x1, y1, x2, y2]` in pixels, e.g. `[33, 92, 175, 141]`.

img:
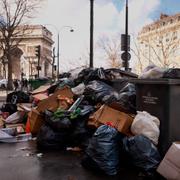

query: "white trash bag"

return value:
[139, 65, 166, 79]
[5, 111, 23, 124]
[131, 111, 160, 145]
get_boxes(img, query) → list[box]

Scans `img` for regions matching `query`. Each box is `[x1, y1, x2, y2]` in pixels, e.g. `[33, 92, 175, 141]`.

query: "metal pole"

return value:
[90, 0, 94, 68]
[52, 47, 55, 79]
[125, 0, 129, 71]
[57, 33, 60, 79]
[37, 56, 40, 78]
[125, 0, 128, 36]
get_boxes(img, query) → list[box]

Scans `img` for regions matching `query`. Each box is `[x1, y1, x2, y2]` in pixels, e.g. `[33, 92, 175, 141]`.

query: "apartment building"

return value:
[136, 13, 180, 73]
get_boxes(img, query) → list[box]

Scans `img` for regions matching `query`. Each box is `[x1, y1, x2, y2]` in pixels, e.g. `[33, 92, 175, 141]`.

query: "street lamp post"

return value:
[43, 25, 74, 80]
[57, 32, 60, 78]
[57, 26, 74, 79]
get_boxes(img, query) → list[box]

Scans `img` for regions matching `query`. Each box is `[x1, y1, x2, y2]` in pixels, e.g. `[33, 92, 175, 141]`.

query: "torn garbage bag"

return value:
[84, 125, 121, 175]
[84, 80, 119, 104]
[123, 135, 161, 175]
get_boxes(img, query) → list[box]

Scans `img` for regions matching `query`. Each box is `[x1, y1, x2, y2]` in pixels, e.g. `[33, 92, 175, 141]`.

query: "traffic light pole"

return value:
[37, 54, 40, 78]
[52, 47, 55, 79]
[121, 0, 131, 71]
[125, 0, 129, 71]
[35, 45, 41, 78]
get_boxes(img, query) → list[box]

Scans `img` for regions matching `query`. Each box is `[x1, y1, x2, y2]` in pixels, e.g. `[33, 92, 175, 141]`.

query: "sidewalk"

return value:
[0, 90, 9, 102]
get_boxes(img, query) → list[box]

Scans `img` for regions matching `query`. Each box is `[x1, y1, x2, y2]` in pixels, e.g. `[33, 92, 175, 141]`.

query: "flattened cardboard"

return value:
[31, 84, 51, 95]
[33, 93, 48, 101]
[157, 142, 180, 180]
[17, 103, 32, 112]
[37, 86, 74, 113]
[88, 105, 134, 135]
[29, 109, 44, 134]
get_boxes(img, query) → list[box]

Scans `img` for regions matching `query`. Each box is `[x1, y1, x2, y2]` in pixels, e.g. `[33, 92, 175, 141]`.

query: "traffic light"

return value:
[35, 45, 41, 58]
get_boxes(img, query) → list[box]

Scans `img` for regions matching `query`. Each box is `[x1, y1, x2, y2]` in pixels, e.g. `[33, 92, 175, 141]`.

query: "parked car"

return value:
[0, 79, 8, 88]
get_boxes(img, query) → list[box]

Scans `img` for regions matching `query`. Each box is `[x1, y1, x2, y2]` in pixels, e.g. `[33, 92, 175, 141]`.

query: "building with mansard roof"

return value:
[136, 13, 180, 73]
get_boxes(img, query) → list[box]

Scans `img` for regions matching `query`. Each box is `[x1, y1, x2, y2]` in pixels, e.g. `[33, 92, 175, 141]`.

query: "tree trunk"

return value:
[7, 54, 13, 90]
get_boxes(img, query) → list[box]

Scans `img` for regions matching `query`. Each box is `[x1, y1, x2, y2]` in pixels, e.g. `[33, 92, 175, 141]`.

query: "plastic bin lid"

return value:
[130, 78, 180, 85]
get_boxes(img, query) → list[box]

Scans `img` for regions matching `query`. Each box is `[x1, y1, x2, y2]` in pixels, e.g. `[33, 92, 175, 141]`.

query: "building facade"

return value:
[0, 25, 54, 79]
[136, 13, 180, 73]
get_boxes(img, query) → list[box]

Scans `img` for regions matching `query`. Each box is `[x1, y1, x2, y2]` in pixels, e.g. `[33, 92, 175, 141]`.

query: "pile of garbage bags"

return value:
[2, 66, 178, 178]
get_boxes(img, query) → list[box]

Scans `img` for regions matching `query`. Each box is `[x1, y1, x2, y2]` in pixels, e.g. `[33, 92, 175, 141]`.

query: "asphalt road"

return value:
[0, 140, 165, 180]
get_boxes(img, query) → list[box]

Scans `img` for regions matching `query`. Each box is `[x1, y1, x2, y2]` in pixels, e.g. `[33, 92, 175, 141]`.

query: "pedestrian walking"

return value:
[13, 79, 19, 91]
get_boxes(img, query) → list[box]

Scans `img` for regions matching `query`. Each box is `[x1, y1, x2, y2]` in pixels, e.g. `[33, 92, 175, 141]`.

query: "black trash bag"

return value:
[37, 124, 70, 150]
[117, 83, 136, 114]
[47, 84, 59, 95]
[74, 68, 94, 85]
[1, 103, 17, 115]
[74, 68, 107, 85]
[84, 68, 106, 84]
[79, 105, 94, 116]
[84, 80, 119, 104]
[105, 68, 138, 80]
[57, 78, 75, 88]
[70, 117, 89, 148]
[67, 105, 95, 149]
[6, 91, 30, 104]
[163, 68, 180, 79]
[58, 72, 71, 79]
[81, 155, 105, 174]
[84, 125, 121, 176]
[106, 79, 129, 92]
[44, 110, 72, 132]
[70, 114, 95, 149]
[123, 135, 161, 176]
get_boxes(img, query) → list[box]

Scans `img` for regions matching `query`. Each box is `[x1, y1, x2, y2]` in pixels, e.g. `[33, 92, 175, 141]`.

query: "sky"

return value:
[33, 0, 180, 72]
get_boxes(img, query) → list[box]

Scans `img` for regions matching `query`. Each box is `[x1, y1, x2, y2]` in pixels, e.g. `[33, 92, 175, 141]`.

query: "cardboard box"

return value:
[88, 105, 134, 135]
[31, 84, 51, 95]
[57, 95, 74, 110]
[17, 103, 32, 112]
[32, 94, 48, 101]
[37, 86, 74, 113]
[29, 109, 44, 134]
[0, 116, 4, 128]
[157, 142, 180, 180]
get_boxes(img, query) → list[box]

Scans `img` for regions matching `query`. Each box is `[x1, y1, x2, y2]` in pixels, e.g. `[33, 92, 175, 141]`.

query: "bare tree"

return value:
[130, 35, 145, 74]
[97, 35, 122, 68]
[0, 0, 43, 89]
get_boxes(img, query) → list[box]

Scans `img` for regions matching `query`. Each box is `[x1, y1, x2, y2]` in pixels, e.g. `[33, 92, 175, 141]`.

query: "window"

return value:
[173, 36, 177, 40]
[172, 31, 177, 40]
